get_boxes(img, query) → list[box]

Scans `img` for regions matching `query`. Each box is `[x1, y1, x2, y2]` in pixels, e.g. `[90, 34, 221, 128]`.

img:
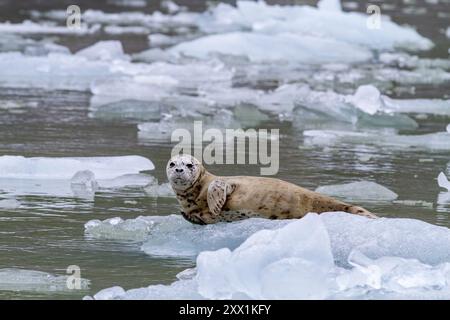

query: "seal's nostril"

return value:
[176, 168, 184, 173]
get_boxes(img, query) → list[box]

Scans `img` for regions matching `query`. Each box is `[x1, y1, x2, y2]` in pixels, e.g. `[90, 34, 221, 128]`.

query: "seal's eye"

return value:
[186, 163, 193, 169]
[169, 162, 175, 168]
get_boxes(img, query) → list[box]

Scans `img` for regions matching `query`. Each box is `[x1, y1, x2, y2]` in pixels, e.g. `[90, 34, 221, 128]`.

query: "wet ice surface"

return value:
[88, 213, 450, 299]
[1, 0, 450, 299]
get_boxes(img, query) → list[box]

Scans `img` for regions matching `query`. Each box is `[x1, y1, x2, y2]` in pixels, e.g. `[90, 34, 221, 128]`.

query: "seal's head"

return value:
[166, 154, 204, 191]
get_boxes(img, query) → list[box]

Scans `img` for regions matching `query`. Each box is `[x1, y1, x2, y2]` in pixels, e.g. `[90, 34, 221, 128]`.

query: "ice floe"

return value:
[0, 20, 99, 35]
[303, 130, 450, 150]
[88, 212, 450, 299]
[438, 172, 450, 191]
[75, 41, 130, 61]
[315, 181, 398, 201]
[0, 155, 154, 180]
[169, 32, 372, 64]
[0, 198, 21, 209]
[0, 268, 90, 293]
[144, 182, 175, 198]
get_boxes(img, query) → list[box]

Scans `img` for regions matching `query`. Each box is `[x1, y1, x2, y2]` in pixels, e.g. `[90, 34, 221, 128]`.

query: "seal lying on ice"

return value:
[166, 154, 377, 225]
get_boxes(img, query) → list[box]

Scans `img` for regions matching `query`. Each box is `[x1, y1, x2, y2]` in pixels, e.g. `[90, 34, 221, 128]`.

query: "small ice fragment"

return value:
[392, 200, 433, 209]
[0, 199, 21, 209]
[348, 85, 382, 115]
[0, 155, 154, 180]
[446, 124, 450, 133]
[315, 181, 398, 201]
[144, 182, 175, 198]
[93, 286, 126, 300]
[71, 170, 98, 191]
[317, 0, 342, 12]
[75, 41, 129, 61]
[0, 268, 90, 292]
[418, 159, 434, 163]
[437, 172, 450, 191]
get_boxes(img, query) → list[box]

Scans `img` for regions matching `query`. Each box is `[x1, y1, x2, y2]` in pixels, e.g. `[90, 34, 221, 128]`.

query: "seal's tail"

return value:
[346, 205, 378, 219]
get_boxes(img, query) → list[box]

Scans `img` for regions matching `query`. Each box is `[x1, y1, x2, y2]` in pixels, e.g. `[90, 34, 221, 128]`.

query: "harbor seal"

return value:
[166, 154, 377, 225]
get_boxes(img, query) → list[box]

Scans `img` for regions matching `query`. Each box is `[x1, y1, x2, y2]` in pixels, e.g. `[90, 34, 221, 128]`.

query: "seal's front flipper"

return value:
[207, 179, 235, 216]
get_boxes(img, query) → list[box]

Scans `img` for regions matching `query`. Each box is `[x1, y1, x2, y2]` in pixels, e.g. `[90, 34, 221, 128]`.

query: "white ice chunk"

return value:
[93, 286, 126, 300]
[304, 130, 450, 150]
[347, 85, 383, 115]
[75, 41, 129, 61]
[169, 32, 372, 64]
[0, 198, 21, 209]
[0, 20, 99, 35]
[91, 212, 450, 299]
[381, 96, 450, 116]
[196, 213, 334, 299]
[144, 182, 175, 197]
[0, 268, 90, 293]
[438, 172, 450, 191]
[315, 181, 398, 201]
[0, 155, 154, 180]
[85, 216, 164, 241]
[103, 25, 149, 34]
[317, 0, 342, 12]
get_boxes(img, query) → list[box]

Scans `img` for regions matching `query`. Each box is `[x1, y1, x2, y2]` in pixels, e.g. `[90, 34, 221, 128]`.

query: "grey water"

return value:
[0, 0, 450, 299]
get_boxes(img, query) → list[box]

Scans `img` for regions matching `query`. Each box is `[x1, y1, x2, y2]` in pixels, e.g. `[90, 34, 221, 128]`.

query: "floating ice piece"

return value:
[144, 182, 175, 198]
[303, 130, 450, 150]
[93, 286, 126, 300]
[0, 52, 113, 91]
[91, 212, 450, 299]
[0, 198, 21, 209]
[0, 20, 99, 35]
[89, 99, 162, 121]
[318, 0, 342, 11]
[0, 268, 90, 292]
[290, 85, 418, 129]
[108, 0, 147, 8]
[392, 200, 433, 209]
[103, 25, 149, 34]
[85, 216, 164, 241]
[381, 96, 450, 116]
[447, 27, 450, 39]
[438, 172, 450, 191]
[195, 213, 334, 299]
[75, 41, 129, 61]
[347, 85, 382, 115]
[170, 32, 372, 64]
[0, 155, 154, 180]
[315, 181, 398, 201]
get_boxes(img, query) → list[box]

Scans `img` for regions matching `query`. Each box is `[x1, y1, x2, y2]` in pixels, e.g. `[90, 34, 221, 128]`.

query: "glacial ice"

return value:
[303, 130, 450, 150]
[169, 32, 372, 64]
[0, 20, 99, 35]
[89, 213, 450, 300]
[144, 182, 175, 198]
[75, 41, 129, 61]
[0, 198, 21, 209]
[0, 155, 154, 180]
[0, 52, 113, 91]
[195, 1, 432, 50]
[0, 268, 90, 293]
[438, 172, 450, 191]
[315, 181, 398, 201]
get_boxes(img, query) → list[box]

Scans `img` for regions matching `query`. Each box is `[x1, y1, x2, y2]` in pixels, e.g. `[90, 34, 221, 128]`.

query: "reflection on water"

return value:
[0, 0, 450, 299]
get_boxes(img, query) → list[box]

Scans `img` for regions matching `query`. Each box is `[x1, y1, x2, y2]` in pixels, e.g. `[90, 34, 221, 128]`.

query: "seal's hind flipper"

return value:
[207, 179, 235, 216]
[180, 211, 206, 225]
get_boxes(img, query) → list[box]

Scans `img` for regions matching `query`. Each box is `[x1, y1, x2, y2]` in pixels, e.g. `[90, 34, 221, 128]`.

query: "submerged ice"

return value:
[315, 181, 398, 201]
[88, 213, 450, 299]
[0, 268, 90, 293]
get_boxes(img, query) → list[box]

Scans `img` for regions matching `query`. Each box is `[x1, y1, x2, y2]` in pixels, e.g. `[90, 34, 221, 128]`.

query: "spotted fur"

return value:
[166, 155, 378, 225]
